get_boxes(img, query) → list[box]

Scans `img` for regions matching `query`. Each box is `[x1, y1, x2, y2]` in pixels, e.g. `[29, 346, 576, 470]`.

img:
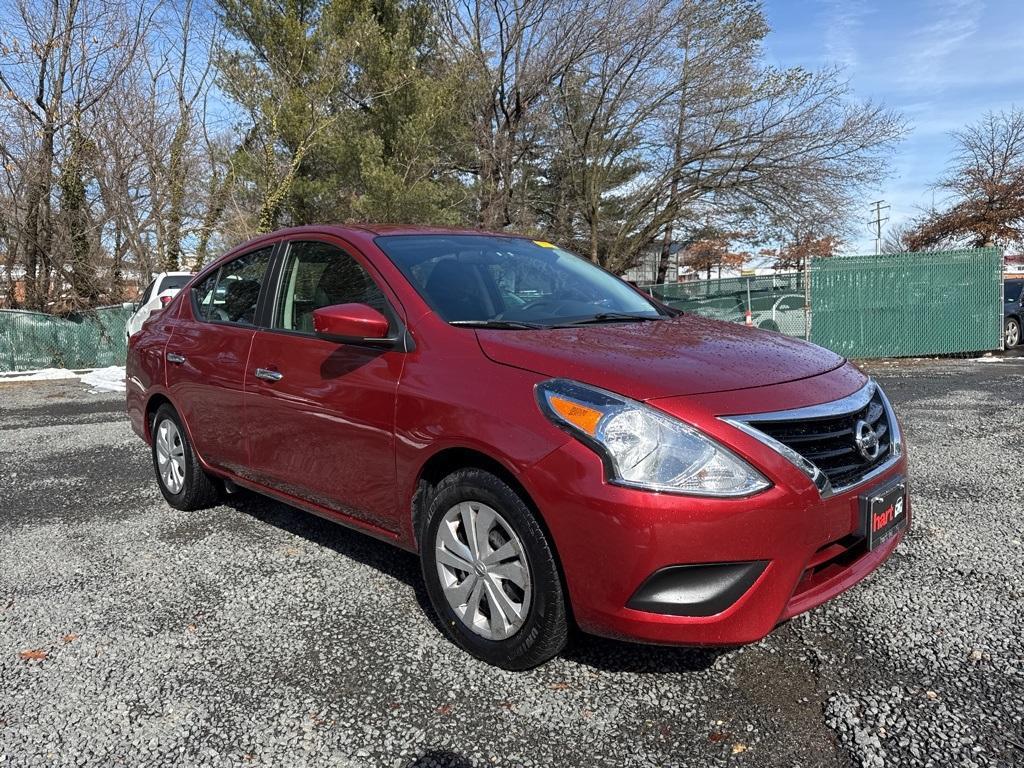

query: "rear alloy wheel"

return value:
[1006, 318, 1021, 349]
[151, 404, 221, 510]
[421, 468, 568, 669]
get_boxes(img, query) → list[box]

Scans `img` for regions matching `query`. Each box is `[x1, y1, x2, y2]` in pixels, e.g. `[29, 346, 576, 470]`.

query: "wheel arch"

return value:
[143, 392, 175, 443]
[411, 447, 530, 547]
[144, 392, 222, 481]
[409, 445, 577, 626]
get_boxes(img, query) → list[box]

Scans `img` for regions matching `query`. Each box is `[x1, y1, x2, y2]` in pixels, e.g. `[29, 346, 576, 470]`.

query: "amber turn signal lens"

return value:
[547, 395, 603, 436]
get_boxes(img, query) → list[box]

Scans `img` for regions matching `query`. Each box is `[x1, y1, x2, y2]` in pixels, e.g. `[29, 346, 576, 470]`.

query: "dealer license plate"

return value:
[863, 479, 907, 550]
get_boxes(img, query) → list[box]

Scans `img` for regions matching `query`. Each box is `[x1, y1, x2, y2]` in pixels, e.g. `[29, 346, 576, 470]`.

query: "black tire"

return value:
[151, 404, 221, 511]
[420, 468, 569, 670]
[1006, 317, 1021, 349]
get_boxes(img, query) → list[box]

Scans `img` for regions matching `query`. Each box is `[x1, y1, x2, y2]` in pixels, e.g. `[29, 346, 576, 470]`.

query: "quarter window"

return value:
[273, 241, 388, 333]
[139, 279, 156, 305]
[192, 247, 274, 325]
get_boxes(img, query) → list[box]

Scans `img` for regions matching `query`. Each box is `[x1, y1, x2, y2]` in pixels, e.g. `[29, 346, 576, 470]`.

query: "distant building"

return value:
[622, 243, 788, 286]
[621, 243, 691, 285]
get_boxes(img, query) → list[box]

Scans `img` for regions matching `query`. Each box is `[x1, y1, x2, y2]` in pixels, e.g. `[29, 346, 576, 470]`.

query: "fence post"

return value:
[803, 257, 812, 341]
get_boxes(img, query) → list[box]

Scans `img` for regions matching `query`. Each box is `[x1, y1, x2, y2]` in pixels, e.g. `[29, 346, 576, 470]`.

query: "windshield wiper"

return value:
[449, 319, 548, 330]
[561, 312, 663, 326]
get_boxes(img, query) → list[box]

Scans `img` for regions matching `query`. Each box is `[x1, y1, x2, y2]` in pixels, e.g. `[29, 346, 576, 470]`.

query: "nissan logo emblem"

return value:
[854, 420, 881, 461]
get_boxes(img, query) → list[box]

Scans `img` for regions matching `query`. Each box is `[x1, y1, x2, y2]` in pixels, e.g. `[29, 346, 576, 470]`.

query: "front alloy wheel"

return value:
[435, 501, 532, 641]
[421, 468, 568, 669]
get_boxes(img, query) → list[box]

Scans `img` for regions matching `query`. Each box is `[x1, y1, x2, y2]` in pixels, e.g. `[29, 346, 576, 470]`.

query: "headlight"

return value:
[536, 379, 770, 497]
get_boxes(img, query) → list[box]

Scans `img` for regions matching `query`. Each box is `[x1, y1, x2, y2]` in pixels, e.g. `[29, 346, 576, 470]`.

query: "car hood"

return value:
[476, 315, 845, 400]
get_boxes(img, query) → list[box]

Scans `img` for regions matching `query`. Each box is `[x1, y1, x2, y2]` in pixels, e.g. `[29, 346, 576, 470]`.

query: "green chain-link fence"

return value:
[642, 249, 1004, 358]
[0, 305, 133, 372]
[809, 249, 1003, 358]
[0, 250, 1005, 370]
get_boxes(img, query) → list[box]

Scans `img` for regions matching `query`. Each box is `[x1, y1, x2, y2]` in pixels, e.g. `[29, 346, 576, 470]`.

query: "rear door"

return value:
[244, 238, 406, 532]
[164, 245, 276, 474]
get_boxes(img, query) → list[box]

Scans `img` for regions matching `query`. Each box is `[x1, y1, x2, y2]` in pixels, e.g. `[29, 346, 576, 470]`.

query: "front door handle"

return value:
[254, 367, 283, 382]
[166, 352, 186, 364]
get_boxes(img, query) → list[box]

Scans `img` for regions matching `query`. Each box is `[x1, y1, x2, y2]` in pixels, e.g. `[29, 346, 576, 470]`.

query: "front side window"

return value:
[274, 241, 388, 333]
[375, 235, 663, 326]
[1006, 281, 1023, 303]
[192, 246, 274, 324]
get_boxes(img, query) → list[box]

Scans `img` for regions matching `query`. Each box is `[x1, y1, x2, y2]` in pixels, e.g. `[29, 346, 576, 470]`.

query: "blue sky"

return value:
[761, 0, 1024, 253]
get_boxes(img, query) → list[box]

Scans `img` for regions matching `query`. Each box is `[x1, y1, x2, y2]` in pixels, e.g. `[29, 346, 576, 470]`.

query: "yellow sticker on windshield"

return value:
[533, 240, 557, 248]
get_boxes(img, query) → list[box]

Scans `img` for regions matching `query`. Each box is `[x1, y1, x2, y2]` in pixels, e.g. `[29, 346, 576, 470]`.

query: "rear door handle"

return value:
[166, 352, 186, 364]
[254, 367, 283, 382]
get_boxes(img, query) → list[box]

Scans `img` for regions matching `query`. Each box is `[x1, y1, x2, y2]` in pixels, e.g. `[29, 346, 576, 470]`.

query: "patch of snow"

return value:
[0, 367, 79, 382]
[79, 365, 126, 392]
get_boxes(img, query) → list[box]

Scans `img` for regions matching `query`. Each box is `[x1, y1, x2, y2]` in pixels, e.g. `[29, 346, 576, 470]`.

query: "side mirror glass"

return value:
[313, 303, 390, 342]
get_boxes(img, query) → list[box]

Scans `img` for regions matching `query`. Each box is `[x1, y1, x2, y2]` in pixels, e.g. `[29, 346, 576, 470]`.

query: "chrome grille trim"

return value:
[721, 379, 902, 499]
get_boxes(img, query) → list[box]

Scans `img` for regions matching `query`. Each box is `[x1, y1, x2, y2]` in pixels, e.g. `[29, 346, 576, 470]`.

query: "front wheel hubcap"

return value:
[435, 501, 532, 641]
[155, 419, 186, 494]
[1008, 323, 1020, 347]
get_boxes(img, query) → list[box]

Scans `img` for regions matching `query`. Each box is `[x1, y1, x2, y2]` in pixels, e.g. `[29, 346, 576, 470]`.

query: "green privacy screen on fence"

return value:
[808, 249, 1003, 358]
[641, 248, 1003, 359]
[0, 305, 132, 372]
[0, 249, 1005, 371]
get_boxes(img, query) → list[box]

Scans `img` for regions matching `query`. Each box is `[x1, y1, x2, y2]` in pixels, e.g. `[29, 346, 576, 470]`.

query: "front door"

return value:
[245, 239, 405, 533]
[164, 245, 275, 474]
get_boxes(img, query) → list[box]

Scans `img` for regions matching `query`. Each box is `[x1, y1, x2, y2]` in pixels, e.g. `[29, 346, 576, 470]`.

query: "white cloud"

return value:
[820, 0, 871, 69]
[898, 0, 984, 89]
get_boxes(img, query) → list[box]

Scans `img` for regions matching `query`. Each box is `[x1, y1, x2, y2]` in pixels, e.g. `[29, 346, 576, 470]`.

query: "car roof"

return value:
[271, 224, 527, 239]
[202, 225, 541, 277]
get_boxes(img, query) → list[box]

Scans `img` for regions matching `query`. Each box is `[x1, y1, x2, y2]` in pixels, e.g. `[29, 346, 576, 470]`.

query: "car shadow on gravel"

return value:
[405, 751, 475, 768]
[221, 491, 439, 615]
[564, 632, 726, 674]
[224, 490, 729, 675]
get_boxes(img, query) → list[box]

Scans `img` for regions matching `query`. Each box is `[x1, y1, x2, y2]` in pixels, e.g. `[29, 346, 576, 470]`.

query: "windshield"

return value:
[1006, 281, 1023, 302]
[375, 235, 663, 327]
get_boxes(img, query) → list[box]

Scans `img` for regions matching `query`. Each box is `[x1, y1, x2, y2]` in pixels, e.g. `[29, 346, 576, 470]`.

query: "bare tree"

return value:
[907, 108, 1024, 251]
[435, 0, 605, 229]
[442, 0, 905, 273]
[0, 0, 148, 308]
[881, 220, 915, 254]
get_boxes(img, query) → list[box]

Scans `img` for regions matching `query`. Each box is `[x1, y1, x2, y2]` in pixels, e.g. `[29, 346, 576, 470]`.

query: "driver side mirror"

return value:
[313, 303, 390, 343]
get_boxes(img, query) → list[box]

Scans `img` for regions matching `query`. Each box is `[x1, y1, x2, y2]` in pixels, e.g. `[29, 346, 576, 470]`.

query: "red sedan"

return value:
[127, 226, 910, 669]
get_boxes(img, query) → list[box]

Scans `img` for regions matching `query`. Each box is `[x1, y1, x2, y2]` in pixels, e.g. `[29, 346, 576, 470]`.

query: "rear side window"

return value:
[1007, 281, 1023, 302]
[273, 241, 387, 333]
[158, 274, 191, 292]
[193, 247, 274, 325]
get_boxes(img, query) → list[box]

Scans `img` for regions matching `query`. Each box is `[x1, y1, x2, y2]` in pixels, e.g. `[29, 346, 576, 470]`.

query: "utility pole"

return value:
[869, 200, 890, 254]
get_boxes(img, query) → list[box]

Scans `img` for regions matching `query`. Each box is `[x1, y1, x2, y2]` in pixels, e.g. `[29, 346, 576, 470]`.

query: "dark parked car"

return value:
[127, 226, 910, 669]
[1005, 278, 1023, 349]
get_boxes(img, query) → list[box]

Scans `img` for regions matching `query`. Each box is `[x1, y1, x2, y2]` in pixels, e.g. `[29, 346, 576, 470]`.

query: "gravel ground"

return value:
[1, 356, 1022, 767]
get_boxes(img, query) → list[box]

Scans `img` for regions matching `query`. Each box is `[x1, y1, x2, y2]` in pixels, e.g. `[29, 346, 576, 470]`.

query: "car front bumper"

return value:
[523, 437, 910, 646]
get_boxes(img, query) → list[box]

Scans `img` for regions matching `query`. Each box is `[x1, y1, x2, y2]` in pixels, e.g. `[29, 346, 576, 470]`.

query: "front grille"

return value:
[744, 385, 893, 490]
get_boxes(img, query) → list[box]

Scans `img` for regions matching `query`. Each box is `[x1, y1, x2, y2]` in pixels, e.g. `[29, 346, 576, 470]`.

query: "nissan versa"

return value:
[126, 226, 910, 670]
